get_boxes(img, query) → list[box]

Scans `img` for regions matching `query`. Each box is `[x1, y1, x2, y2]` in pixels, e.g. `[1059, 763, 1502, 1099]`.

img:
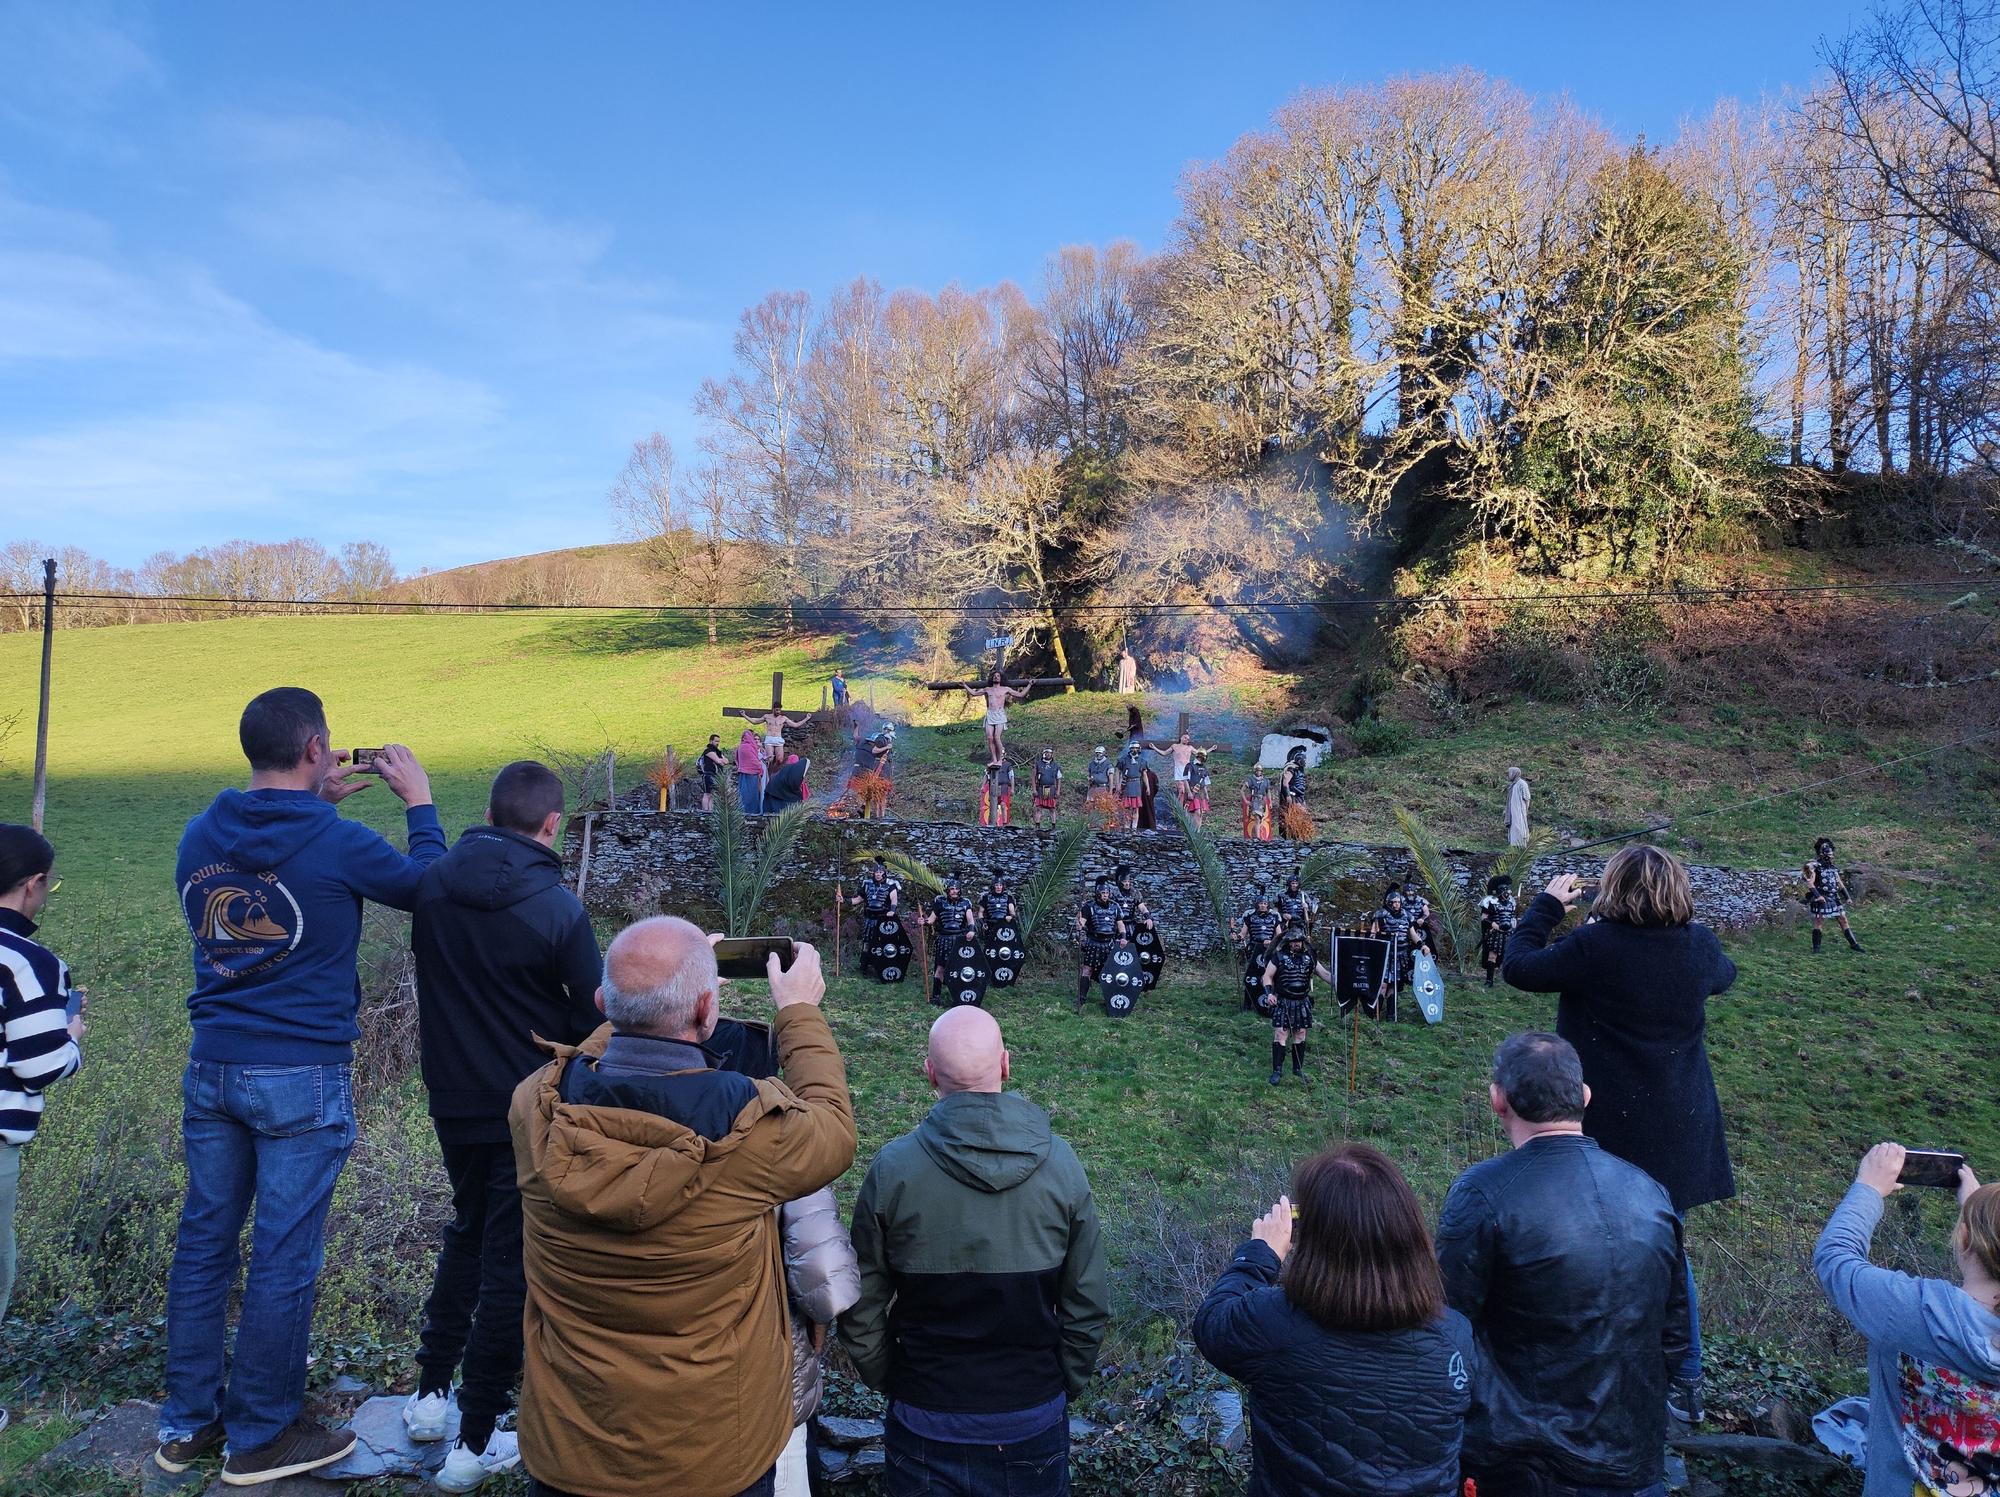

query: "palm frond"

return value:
[1493, 827, 1559, 886]
[1017, 819, 1092, 947]
[849, 848, 944, 896]
[712, 789, 751, 933]
[1394, 805, 1479, 971]
[1295, 846, 1363, 891]
[735, 803, 814, 935]
[1165, 793, 1236, 950]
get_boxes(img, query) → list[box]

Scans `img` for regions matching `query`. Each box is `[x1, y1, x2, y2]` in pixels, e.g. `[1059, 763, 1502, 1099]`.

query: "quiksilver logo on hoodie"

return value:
[181, 863, 304, 978]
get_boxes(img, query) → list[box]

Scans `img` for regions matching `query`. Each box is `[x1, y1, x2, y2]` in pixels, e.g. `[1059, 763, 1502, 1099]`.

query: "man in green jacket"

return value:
[840, 1007, 1108, 1496]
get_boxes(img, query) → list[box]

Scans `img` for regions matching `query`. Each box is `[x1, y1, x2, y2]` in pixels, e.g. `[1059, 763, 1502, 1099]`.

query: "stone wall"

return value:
[567, 809, 1796, 955]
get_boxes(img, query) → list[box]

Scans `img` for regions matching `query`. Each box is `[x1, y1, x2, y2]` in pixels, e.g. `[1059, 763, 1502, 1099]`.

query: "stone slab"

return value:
[320, 1394, 456, 1480]
[43, 1399, 164, 1478]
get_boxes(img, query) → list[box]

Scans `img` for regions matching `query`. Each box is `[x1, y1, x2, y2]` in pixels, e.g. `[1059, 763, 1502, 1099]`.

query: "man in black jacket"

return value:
[402, 761, 603, 1491]
[1437, 1032, 1691, 1497]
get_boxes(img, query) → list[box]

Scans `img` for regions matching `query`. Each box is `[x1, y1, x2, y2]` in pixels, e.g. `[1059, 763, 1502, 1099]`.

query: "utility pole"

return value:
[30, 558, 54, 833]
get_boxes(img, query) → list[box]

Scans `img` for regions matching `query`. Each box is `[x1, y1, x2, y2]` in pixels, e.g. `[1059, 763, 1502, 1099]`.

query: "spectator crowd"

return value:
[0, 685, 1993, 1496]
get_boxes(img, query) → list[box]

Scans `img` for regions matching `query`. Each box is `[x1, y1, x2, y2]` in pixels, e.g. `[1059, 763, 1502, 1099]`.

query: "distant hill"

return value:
[383, 541, 657, 607]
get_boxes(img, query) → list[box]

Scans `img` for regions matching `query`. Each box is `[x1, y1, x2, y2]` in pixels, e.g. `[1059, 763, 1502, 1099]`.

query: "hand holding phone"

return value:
[1898, 1148, 1967, 1190]
[712, 936, 797, 980]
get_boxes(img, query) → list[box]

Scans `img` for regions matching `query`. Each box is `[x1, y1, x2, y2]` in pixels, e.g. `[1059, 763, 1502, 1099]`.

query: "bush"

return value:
[1348, 716, 1413, 757]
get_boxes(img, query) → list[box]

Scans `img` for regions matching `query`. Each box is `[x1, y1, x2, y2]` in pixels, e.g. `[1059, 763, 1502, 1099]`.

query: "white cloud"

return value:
[0, 10, 705, 569]
[205, 109, 705, 360]
[0, 0, 160, 145]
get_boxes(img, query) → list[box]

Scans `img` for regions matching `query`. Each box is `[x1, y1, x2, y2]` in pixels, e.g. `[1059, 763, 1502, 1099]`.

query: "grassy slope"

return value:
[1, 608, 1996, 1491]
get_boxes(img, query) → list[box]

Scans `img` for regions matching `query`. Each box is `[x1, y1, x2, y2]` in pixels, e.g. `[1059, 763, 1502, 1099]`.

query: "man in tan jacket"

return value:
[509, 918, 856, 1497]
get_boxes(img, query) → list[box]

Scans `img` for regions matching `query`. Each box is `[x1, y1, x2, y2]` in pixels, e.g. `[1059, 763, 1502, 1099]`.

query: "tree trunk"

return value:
[1044, 606, 1074, 692]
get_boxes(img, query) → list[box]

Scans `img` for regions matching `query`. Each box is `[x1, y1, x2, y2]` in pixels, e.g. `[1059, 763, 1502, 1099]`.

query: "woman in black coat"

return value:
[1501, 843, 1736, 1408]
[1193, 1144, 1475, 1496]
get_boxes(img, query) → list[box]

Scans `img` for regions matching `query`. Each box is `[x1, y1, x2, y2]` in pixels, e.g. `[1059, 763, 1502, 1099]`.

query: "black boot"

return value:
[1292, 1042, 1308, 1077]
[1812, 927, 1823, 952]
[1846, 927, 1865, 953]
[1269, 1042, 1285, 1085]
[1485, 968, 1496, 988]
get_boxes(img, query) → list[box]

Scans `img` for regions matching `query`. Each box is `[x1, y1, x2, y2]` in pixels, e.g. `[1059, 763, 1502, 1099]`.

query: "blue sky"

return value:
[1, 0, 1860, 575]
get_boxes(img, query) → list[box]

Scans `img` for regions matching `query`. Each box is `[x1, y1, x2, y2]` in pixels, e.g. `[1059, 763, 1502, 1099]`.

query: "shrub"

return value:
[1348, 715, 1412, 757]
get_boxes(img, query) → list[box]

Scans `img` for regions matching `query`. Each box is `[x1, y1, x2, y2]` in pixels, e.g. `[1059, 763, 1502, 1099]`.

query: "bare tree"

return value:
[695, 292, 821, 630]
[1828, 0, 2000, 268]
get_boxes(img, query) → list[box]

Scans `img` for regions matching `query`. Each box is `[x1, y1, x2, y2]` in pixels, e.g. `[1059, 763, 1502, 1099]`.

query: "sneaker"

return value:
[402, 1389, 455, 1443]
[220, 1419, 357, 1486]
[155, 1420, 226, 1473]
[1667, 1376, 1705, 1426]
[1268, 1070, 1282, 1085]
[435, 1430, 521, 1492]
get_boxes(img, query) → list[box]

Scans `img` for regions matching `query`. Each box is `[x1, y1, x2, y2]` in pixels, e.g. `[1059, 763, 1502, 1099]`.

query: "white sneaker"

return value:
[401, 1390, 454, 1443]
[435, 1431, 519, 1492]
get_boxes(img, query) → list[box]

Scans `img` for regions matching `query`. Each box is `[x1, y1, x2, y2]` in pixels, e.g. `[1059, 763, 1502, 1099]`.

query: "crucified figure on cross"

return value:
[968, 670, 1028, 761]
[721, 672, 814, 769]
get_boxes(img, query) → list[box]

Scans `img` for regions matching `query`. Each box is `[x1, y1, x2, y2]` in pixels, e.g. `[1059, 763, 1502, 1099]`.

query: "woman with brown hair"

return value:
[1500, 843, 1737, 1418]
[1193, 1144, 1475, 1496]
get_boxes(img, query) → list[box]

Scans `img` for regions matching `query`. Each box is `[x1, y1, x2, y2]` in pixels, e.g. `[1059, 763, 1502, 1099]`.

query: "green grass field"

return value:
[1, 609, 1995, 1492]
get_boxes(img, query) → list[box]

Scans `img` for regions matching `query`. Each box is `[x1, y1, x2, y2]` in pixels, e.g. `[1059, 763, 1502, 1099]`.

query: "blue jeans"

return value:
[884, 1414, 1068, 1497]
[160, 1062, 357, 1451]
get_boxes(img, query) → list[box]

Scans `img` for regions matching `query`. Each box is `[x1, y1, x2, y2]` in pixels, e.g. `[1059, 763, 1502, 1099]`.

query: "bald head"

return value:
[926, 1006, 1009, 1096]
[601, 916, 718, 1040]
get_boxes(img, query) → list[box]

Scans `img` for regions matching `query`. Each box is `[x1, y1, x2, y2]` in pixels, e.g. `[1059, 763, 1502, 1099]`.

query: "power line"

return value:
[6, 575, 1983, 620]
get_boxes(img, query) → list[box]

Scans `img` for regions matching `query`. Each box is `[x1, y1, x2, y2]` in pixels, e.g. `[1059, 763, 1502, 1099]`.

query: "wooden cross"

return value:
[722, 672, 798, 722]
[920, 674, 1073, 691]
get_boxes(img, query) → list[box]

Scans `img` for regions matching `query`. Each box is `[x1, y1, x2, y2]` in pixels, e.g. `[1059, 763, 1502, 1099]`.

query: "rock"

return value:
[1669, 1431, 1844, 1476]
[849, 1446, 886, 1475]
[141, 1465, 207, 1496]
[319, 1393, 456, 1480]
[815, 1414, 885, 1449]
[43, 1399, 165, 1478]
[1211, 1388, 1247, 1454]
[1753, 1396, 1805, 1444]
[813, 1446, 850, 1480]
[1663, 1451, 1690, 1492]
[325, 1374, 371, 1396]
[1258, 730, 1333, 770]
[1067, 1416, 1102, 1440]
[199, 1479, 340, 1497]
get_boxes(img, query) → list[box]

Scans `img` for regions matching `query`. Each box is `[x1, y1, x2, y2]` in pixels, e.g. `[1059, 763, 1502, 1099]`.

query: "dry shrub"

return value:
[1084, 788, 1120, 830]
[848, 770, 893, 817]
[1278, 803, 1316, 840]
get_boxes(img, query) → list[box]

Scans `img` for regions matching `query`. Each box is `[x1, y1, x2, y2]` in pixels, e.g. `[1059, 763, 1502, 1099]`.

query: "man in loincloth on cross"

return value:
[964, 672, 1029, 762]
[758, 707, 813, 770]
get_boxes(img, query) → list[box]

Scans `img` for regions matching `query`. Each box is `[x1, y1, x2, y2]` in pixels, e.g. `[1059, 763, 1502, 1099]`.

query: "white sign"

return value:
[984, 635, 1014, 650]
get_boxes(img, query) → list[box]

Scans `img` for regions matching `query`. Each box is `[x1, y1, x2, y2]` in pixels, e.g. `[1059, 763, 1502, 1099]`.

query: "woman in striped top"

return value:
[0, 825, 84, 1352]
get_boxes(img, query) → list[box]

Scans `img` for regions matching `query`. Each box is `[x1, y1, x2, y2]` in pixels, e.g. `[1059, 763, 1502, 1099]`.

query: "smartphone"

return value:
[352, 748, 385, 774]
[1899, 1149, 1966, 1189]
[713, 936, 797, 980]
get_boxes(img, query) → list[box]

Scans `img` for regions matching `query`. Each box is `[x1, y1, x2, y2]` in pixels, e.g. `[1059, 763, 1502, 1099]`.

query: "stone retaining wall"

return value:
[567, 810, 1795, 956]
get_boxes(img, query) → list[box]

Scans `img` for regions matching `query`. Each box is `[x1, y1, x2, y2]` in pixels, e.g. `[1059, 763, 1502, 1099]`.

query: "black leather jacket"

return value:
[1435, 1134, 1691, 1488]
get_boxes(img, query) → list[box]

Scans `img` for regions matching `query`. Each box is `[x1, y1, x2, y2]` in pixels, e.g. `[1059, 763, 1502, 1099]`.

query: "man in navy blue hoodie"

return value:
[157, 687, 446, 1487]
